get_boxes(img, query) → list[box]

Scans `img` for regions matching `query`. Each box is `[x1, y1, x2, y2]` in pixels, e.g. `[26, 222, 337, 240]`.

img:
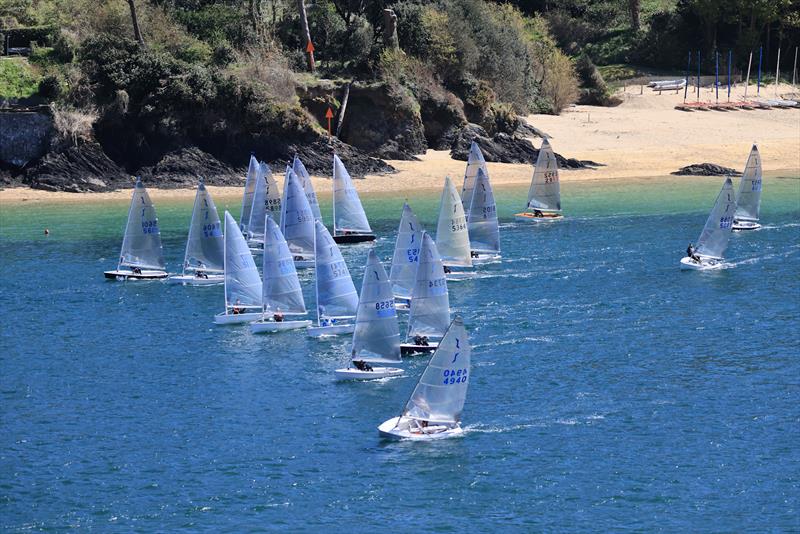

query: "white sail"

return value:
[351, 249, 402, 364]
[461, 141, 487, 213]
[292, 156, 323, 222]
[526, 138, 561, 212]
[314, 220, 359, 322]
[247, 163, 268, 241]
[403, 317, 470, 424]
[183, 180, 224, 273]
[333, 154, 372, 235]
[435, 176, 473, 267]
[280, 167, 316, 259]
[389, 203, 424, 298]
[261, 215, 306, 315]
[223, 211, 262, 308]
[695, 177, 737, 259]
[407, 232, 450, 340]
[240, 155, 259, 234]
[466, 167, 500, 253]
[734, 144, 763, 222]
[263, 163, 282, 225]
[118, 178, 165, 270]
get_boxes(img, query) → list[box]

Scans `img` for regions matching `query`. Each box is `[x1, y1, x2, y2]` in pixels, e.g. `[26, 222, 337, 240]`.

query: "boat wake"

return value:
[726, 246, 799, 268]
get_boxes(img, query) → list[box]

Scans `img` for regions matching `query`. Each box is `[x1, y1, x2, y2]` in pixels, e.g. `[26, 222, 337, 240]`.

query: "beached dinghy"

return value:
[247, 162, 281, 251]
[307, 220, 359, 337]
[466, 168, 501, 262]
[250, 216, 312, 333]
[681, 177, 737, 271]
[239, 155, 260, 236]
[335, 250, 404, 380]
[168, 180, 224, 285]
[515, 138, 563, 222]
[733, 144, 763, 231]
[280, 167, 316, 268]
[332, 154, 376, 243]
[379, 316, 470, 441]
[389, 203, 424, 309]
[214, 212, 263, 324]
[435, 176, 473, 279]
[401, 232, 450, 355]
[105, 178, 168, 280]
[292, 156, 323, 223]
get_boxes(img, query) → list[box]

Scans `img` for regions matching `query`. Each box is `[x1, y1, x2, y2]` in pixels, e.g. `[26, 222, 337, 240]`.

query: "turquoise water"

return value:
[1, 175, 799, 531]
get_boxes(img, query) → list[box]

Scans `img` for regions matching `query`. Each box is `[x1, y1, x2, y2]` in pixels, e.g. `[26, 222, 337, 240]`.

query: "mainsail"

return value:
[313, 220, 359, 323]
[240, 155, 259, 234]
[280, 167, 316, 259]
[526, 138, 561, 212]
[435, 176, 473, 267]
[734, 144, 762, 222]
[389, 203, 424, 298]
[466, 167, 500, 253]
[695, 177, 737, 259]
[407, 232, 451, 340]
[351, 249, 402, 364]
[461, 141, 487, 213]
[223, 211, 262, 308]
[247, 162, 268, 241]
[119, 178, 165, 270]
[333, 154, 372, 235]
[292, 156, 323, 222]
[261, 215, 306, 315]
[403, 317, 470, 424]
[183, 180, 224, 273]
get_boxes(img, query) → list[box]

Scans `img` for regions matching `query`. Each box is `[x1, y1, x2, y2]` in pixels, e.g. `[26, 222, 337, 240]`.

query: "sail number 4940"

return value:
[443, 368, 468, 385]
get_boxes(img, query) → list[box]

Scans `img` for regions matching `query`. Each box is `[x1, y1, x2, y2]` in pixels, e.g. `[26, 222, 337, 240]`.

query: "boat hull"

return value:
[514, 212, 563, 223]
[293, 258, 315, 269]
[214, 311, 262, 325]
[104, 269, 168, 280]
[400, 342, 438, 355]
[470, 252, 501, 264]
[680, 256, 724, 271]
[334, 367, 404, 380]
[378, 416, 464, 441]
[333, 233, 376, 244]
[732, 220, 761, 231]
[251, 319, 312, 334]
[394, 296, 411, 310]
[167, 273, 224, 286]
[307, 323, 355, 337]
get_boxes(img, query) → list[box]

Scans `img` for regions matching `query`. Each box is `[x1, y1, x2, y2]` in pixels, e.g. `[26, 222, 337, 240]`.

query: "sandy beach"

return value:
[2, 83, 798, 204]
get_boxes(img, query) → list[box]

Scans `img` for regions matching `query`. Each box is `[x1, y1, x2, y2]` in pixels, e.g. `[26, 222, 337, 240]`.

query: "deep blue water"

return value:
[1, 176, 799, 531]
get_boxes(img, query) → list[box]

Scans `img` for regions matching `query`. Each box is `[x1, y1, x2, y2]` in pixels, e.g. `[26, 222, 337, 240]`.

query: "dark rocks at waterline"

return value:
[24, 143, 129, 192]
[138, 147, 241, 188]
[449, 123, 601, 169]
[288, 138, 395, 177]
[671, 163, 742, 176]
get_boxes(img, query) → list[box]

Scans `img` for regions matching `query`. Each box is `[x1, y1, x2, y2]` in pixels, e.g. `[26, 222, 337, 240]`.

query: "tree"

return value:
[629, 0, 640, 31]
[297, 0, 315, 71]
[127, 0, 145, 45]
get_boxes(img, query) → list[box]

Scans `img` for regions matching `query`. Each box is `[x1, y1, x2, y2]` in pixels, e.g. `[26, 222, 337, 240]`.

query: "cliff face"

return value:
[0, 111, 53, 167]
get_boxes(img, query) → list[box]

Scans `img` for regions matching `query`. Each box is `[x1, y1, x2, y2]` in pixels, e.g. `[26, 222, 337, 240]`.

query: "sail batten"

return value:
[314, 220, 359, 324]
[734, 144, 762, 222]
[183, 181, 224, 273]
[435, 176, 473, 267]
[119, 178, 165, 270]
[526, 139, 561, 212]
[261, 216, 306, 314]
[351, 250, 401, 364]
[389, 203, 424, 298]
[407, 233, 451, 340]
[466, 168, 500, 253]
[332, 154, 372, 234]
[223, 211, 262, 308]
[280, 167, 316, 259]
[695, 177, 737, 259]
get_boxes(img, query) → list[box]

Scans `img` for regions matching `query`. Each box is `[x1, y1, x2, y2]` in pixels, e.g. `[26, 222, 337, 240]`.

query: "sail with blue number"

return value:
[466, 167, 500, 254]
[261, 215, 306, 315]
[403, 316, 470, 424]
[240, 155, 259, 235]
[734, 144, 762, 222]
[280, 167, 316, 260]
[313, 220, 359, 322]
[223, 211, 262, 309]
[407, 232, 451, 340]
[292, 156, 323, 223]
[389, 203, 424, 298]
[435, 176, 473, 267]
[118, 177, 165, 271]
[695, 177, 737, 259]
[183, 180, 224, 273]
[351, 249, 402, 364]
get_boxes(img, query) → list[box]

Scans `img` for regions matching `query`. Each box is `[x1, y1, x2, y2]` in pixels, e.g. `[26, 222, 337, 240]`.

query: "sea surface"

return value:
[1, 175, 799, 531]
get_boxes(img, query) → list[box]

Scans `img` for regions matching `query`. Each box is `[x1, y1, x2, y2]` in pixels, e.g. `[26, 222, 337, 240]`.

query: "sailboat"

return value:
[250, 215, 312, 333]
[168, 179, 225, 285]
[307, 220, 359, 337]
[378, 316, 470, 440]
[214, 211, 263, 324]
[733, 144, 763, 231]
[465, 168, 501, 262]
[292, 156, 323, 223]
[104, 177, 168, 280]
[680, 177, 737, 270]
[435, 176, 473, 279]
[401, 232, 450, 354]
[239, 154, 259, 236]
[332, 154, 375, 243]
[245, 162, 267, 251]
[389, 203, 424, 309]
[460, 141, 486, 215]
[334, 249, 404, 380]
[280, 166, 316, 268]
[515, 138, 563, 222]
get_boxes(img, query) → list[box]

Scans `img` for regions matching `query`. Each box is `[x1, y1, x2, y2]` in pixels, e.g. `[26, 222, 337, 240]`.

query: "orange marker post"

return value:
[325, 107, 334, 137]
[305, 40, 316, 72]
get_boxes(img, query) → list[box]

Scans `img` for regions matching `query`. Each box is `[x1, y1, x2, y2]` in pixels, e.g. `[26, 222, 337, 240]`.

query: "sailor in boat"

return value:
[195, 262, 209, 279]
[132, 267, 142, 275]
[686, 243, 701, 263]
[470, 251, 479, 258]
[273, 312, 284, 322]
[232, 299, 243, 314]
[413, 334, 429, 347]
[443, 266, 452, 274]
[353, 360, 373, 372]
[533, 209, 543, 217]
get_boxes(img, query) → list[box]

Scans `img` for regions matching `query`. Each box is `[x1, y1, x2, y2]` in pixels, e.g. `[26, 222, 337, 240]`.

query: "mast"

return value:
[744, 51, 752, 99]
[331, 153, 337, 236]
[757, 46, 762, 94]
[775, 47, 781, 96]
[683, 50, 690, 103]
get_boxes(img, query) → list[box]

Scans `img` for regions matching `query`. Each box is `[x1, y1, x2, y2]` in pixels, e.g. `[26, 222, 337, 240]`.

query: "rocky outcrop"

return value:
[0, 110, 53, 167]
[24, 142, 129, 192]
[672, 163, 741, 176]
[138, 147, 241, 187]
[288, 137, 395, 177]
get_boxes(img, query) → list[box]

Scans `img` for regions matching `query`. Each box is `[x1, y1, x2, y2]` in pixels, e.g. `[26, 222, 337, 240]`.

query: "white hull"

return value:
[250, 319, 312, 333]
[167, 273, 224, 286]
[445, 270, 475, 281]
[307, 323, 355, 337]
[214, 311, 262, 325]
[293, 258, 315, 269]
[394, 296, 411, 310]
[334, 367, 404, 380]
[378, 416, 464, 441]
[400, 341, 439, 354]
[104, 269, 168, 280]
[470, 252, 501, 264]
[680, 256, 724, 271]
[733, 220, 761, 231]
[514, 212, 563, 223]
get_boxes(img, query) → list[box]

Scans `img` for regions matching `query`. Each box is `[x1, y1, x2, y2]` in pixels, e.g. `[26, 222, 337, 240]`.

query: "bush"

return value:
[542, 52, 578, 113]
[38, 73, 62, 99]
[51, 104, 97, 147]
[0, 57, 40, 99]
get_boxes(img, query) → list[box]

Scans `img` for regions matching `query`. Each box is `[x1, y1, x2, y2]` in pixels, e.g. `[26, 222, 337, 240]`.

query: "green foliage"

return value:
[0, 57, 40, 98]
[37, 72, 62, 99]
[173, 4, 245, 47]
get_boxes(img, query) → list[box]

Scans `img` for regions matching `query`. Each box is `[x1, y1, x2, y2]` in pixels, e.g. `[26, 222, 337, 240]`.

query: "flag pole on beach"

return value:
[684, 50, 691, 103]
[775, 47, 781, 96]
[744, 51, 752, 99]
[757, 46, 762, 94]
[696, 50, 701, 101]
[793, 46, 798, 87]
[727, 49, 731, 102]
[715, 50, 719, 104]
